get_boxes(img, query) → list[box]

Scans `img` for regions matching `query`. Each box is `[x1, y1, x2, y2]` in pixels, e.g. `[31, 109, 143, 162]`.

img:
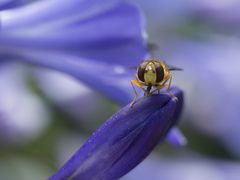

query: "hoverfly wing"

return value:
[166, 64, 183, 71]
[146, 42, 159, 52]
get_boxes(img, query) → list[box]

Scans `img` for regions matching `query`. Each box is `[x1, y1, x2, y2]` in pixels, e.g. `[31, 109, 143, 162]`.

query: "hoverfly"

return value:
[130, 59, 182, 108]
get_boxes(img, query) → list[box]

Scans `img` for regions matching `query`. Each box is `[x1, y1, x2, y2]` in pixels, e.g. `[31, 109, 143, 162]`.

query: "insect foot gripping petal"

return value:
[168, 89, 178, 102]
[130, 99, 137, 108]
[130, 80, 139, 108]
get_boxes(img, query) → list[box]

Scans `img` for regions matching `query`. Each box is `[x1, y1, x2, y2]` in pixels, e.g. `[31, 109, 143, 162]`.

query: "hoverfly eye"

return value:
[137, 65, 146, 82]
[156, 64, 164, 83]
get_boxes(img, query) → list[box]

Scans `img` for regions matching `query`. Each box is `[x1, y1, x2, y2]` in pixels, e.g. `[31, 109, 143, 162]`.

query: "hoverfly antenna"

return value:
[166, 64, 183, 71]
[146, 42, 158, 59]
[129, 66, 138, 70]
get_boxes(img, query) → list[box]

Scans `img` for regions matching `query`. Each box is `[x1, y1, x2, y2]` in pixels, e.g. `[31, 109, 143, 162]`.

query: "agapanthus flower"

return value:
[0, 0, 146, 142]
[0, 0, 185, 178]
[0, 0, 185, 143]
[0, 0, 145, 104]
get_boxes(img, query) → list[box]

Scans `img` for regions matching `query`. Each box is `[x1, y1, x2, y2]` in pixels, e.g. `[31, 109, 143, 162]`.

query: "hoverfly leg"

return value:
[130, 80, 139, 108]
[152, 85, 165, 94]
[130, 100, 137, 108]
[167, 72, 178, 102]
[144, 85, 152, 96]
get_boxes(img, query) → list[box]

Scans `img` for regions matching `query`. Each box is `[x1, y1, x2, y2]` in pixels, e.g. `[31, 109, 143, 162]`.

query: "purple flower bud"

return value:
[49, 87, 183, 180]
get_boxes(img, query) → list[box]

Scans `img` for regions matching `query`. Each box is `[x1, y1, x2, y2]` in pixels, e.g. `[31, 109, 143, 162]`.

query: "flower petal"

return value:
[1, 0, 122, 28]
[165, 127, 187, 147]
[0, 0, 146, 66]
[49, 87, 183, 180]
[0, 0, 24, 10]
[0, 51, 135, 104]
[0, 0, 146, 105]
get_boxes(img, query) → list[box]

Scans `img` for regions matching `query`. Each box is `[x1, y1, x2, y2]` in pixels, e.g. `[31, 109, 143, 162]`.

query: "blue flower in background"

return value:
[0, 0, 185, 179]
[0, 0, 51, 146]
[163, 38, 240, 157]
[0, 63, 50, 146]
[0, 0, 146, 104]
[191, 0, 240, 30]
[125, 153, 240, 180]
